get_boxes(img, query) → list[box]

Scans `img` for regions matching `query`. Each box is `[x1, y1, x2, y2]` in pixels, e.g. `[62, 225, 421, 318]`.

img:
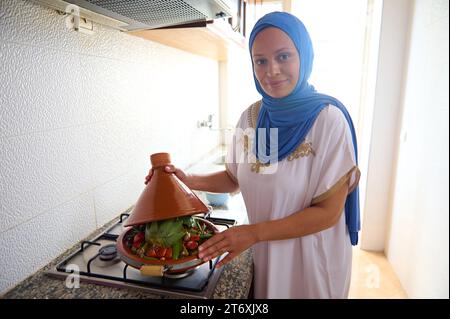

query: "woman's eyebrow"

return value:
[253, 47, 292, 57]
[274, 47, 291, 53]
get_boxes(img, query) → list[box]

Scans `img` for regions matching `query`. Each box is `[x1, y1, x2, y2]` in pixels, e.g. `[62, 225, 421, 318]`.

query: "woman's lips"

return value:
[266, 79, 288, 88]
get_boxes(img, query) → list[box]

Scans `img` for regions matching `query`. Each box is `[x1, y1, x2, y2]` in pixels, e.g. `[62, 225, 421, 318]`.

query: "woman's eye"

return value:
[254, 59, 267, 65]
[278, 53, 290, 61]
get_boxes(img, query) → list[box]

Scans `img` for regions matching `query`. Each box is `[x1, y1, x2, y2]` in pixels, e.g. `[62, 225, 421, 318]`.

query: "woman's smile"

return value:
[266, 79, 289, 88]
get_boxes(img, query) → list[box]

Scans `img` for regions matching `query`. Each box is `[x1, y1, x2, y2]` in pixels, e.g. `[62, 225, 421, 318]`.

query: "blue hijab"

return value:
[249, 12, 360, 245]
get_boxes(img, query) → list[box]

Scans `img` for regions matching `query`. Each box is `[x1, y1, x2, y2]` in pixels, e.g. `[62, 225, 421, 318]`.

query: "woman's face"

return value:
[251, 27, 300, 98]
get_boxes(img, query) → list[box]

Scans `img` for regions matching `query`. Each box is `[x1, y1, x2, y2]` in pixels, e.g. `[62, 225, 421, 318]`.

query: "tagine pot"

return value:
[117, 152, 216, 277]
[124, 152, 209, 227]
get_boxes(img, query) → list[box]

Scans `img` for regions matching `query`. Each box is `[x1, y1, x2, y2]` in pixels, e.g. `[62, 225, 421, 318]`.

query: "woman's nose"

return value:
[267, 60, 281, 76]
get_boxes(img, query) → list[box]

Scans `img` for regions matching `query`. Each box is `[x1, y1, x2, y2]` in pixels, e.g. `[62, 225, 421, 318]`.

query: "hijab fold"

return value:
[249, 12, 360, 245]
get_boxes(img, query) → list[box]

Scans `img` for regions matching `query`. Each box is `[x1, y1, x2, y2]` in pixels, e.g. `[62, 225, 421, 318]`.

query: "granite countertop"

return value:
[2, 205, 253, 299]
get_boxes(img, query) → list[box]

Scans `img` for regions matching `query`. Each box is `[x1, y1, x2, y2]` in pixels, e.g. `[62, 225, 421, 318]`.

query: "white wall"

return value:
[386, 0, 449, 299]
[224, 46, 259, 128]
[0, 0, 220, 294]
[361, 0, 413, 251]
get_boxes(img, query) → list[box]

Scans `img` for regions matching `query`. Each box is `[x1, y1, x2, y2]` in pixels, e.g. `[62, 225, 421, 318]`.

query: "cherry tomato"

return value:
[133, 232, 145, 244]
[190, 234, 200, 241]
[132, 240, 142, 249]
[184, 240, 198, 250]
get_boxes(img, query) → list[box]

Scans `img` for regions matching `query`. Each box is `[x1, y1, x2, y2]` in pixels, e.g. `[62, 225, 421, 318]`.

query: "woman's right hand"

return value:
[144, 165, 190, 186]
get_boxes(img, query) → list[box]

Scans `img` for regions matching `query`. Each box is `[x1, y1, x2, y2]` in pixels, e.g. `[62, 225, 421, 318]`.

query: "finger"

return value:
[215, 252, 236, 268]
[164, 165, 176, 172]
[199, 241, 229, 261]
[144, 170, 153, 184]
[198, 237, 226, 259]
[198, 233, 224, 252]
[203, 249, 227, 263]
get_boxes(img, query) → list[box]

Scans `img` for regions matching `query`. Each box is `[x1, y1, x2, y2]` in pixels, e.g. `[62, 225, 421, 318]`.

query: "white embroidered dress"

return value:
[225, 101, 360, 299]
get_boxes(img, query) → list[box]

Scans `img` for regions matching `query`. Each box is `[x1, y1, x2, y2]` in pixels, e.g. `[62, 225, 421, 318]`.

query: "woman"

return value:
[145, 12, 360, 299]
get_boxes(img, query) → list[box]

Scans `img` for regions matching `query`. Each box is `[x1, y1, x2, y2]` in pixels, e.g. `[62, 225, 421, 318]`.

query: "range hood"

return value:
[33, 0, 236, 31]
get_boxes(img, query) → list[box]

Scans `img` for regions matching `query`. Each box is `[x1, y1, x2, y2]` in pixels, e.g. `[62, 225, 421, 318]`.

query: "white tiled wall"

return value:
[0, 0, 220, 294]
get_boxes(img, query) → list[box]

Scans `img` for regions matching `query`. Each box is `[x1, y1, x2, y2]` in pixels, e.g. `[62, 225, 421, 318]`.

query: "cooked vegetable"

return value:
[172, 240, 182, 260]
[126, 217, 214, 261]
[184, 240, 198, 250]
[190, 234, 200, 242]
[133, 232, 145, 244]
[145, 218, 185, 247]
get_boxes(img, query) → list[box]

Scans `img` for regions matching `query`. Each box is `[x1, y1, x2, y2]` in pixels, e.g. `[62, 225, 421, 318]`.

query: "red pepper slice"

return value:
[146, 247, 157, 257]
[164, 247, 173, 259]
[155, 246, 167, 258]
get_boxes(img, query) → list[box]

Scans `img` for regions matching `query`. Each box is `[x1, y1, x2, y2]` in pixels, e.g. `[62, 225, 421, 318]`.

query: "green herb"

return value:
[172, 240, 182, 260]
[145, 218, 185, 248]
[179, 216, 195, 228]
[193, 218, 213, 237]
[128, 227, 140, 238]
[200, 233, 213, 240]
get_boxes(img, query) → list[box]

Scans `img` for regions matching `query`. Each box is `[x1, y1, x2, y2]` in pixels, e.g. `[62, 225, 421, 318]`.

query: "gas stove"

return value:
[45, 213, 237, 299]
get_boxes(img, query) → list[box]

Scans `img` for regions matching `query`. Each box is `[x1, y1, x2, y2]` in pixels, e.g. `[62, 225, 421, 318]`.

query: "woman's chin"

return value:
[266, 88, 291, 99]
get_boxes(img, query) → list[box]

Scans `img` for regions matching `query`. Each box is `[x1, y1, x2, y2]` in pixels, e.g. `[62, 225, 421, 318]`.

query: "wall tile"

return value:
[0, 192, 95, 294]
[93, 171, 143, 228]
[0, 41, 84, 138]
[0, 126, 93, 232]
[0, 0, 81, 52]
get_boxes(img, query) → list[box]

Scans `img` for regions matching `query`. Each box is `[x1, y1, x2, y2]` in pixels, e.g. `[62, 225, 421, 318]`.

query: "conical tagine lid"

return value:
[124, 152, 209, 227]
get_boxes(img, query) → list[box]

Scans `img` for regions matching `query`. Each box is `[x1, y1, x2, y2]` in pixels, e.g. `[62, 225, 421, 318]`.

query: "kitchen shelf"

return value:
[127, 19, 247, 62]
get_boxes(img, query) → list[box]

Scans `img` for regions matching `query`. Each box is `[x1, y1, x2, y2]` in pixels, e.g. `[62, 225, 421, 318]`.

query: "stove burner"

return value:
[82, 241, 120, 270]
[47, 213, 238, 298]
[99, 244, 117, 261]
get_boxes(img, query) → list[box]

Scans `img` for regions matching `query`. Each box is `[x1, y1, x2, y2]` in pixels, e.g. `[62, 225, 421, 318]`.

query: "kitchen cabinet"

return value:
[128, 19, 246, 62]
[128, 0, 289, 62]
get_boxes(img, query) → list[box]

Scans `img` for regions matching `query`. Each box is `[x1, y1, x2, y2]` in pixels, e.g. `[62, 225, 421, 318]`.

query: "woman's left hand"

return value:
[198, 224, 258, 268]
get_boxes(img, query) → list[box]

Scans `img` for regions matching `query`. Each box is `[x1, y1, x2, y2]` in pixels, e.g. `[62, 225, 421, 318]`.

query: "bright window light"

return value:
[291, 0, 369, 124]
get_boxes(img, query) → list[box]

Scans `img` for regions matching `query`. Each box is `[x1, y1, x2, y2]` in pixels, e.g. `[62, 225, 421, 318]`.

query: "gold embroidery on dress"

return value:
[250, 160, 271, 173]
[242, 133, 271, 174]
[250, 101, 262, 128]
[287, 142, 316, 161]
[243, 135, 249, 153]
[247, 100, 261, 128]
